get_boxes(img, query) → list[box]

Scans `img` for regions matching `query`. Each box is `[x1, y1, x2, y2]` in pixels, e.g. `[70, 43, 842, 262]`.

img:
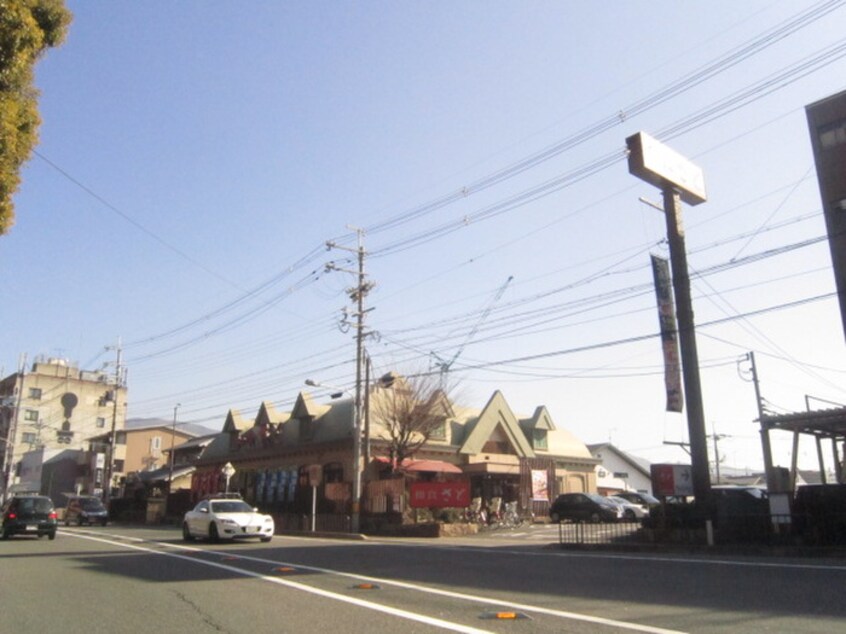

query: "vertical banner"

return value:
[287, 468, 298, 500]
[277, 469, 289, 503]
[530, 469, 549, 501]
[255, 470, 266, 503]
[651, 255, 684, 413]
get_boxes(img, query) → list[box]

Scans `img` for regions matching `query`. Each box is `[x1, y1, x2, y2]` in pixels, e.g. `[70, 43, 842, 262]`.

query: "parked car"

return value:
[1, 495, 58, 540]
[182, 495, 274, 543]
[614, 491, 661, 509]
[549, 493, 623, 523]
[711, 485, 769, 512]
[607, 495, 647, 521]
[64, 495, 109, 526]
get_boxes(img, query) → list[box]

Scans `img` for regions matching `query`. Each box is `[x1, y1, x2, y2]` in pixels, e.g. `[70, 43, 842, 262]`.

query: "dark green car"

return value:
[1, 495, 58, 540]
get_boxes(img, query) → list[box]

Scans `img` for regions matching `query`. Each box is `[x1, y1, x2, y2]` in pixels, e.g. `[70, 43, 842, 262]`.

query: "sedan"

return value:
[607, 495, 647, 521]
[183, 497, 274, 543]
[548, 493, 623, 523]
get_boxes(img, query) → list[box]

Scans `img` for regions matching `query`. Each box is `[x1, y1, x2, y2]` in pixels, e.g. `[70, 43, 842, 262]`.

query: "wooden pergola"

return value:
[759, 407, 846, 490]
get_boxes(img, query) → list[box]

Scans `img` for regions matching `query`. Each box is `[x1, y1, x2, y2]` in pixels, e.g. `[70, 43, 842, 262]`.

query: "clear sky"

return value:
[3, 1, 846, 474]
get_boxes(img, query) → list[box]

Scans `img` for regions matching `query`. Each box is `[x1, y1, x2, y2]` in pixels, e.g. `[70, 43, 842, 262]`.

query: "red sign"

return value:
[409, 480, 471, 509]
[650, 463, 693, 497]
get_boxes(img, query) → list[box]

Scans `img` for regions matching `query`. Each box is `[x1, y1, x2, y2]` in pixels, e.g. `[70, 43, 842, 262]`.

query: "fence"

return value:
[272, 512, 351, 533]
[557, 512, 846, 549]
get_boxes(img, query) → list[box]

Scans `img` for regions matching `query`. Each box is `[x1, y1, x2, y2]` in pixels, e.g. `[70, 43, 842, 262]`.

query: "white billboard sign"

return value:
[627, 132, 706, 206]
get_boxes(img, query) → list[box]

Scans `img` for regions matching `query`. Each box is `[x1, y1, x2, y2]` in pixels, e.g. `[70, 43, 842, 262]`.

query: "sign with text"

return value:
[651, 255, 683, 412]
[531, 469, 549, 501]
[626, 131, 706, 205]
[651, 463, 694, 497]
[409, 480, 471, 509]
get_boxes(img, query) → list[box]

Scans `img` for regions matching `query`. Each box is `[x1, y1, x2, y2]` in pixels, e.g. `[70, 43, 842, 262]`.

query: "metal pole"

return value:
[662, 187, 711, 506]
[364, 352, 371, 468]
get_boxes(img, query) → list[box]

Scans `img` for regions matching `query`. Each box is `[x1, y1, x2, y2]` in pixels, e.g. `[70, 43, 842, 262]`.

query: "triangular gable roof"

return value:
[222, 409, 251, 433]
[291, 391, 330, 420]
[459, 391, 535, 458]
[520, 405, 556, 431]
[255, 401, 289, 427]
[587, 443, 651, 479]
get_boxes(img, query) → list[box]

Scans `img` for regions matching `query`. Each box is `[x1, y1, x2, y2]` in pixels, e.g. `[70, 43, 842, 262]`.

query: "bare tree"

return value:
[370, 372, 455, 473]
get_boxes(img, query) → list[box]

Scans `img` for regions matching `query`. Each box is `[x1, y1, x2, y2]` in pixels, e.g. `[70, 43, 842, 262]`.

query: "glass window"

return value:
[28, 387, 42, 400]
[533, 429, 548, 450]
[819, 119, 846, 149]
[22, 432, 37, 444]
[96, 417, 106, 428]
[24, 409, 39, 422]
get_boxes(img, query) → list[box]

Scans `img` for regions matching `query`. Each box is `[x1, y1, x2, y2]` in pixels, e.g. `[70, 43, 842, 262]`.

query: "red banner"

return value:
[409, 480, 471, 508]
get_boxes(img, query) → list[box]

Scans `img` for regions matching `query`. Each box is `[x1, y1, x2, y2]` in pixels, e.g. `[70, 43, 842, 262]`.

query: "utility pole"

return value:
[710, 424, 729, 484]
[104, 340, 122, 506]
[168, 403, 181, 495]
[326, 228, 374, 533]
[746, 351, 777, 492]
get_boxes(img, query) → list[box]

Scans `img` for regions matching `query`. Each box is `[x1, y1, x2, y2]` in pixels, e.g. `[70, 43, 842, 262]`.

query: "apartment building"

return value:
[0, 356, 127, 500]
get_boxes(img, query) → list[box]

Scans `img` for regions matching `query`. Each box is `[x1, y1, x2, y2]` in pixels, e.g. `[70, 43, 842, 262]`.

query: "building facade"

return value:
[807, 89, 846, 340]
[587, 443, 653, 496]
[189, 378, 599, 526]
[0, 357, 127, 500]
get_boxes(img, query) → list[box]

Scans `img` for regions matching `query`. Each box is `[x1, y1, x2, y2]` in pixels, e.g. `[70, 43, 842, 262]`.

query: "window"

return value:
[429, 418, 447, 440]
[115, 432, 126, 445]
[22, 432, 37, 445]
[533, 429, 548, 450]
[324, 462, 344, 483]
[151, 436, 162, 457]
[24, 409, 39, 422]
[96, 417, 106, 428]
[819, 119, 846, 149]
[28, 387, 42, 400]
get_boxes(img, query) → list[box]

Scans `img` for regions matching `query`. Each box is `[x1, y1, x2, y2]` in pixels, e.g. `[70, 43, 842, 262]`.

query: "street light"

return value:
[305, 378, 362, 533]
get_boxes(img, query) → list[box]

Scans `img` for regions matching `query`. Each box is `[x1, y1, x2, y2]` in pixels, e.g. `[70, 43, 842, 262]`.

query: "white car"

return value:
[607, 495, 648, 521]
[182, 496, 274, 543]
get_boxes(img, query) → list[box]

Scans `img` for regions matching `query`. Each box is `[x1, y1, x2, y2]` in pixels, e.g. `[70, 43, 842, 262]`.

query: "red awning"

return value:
[373, 457, 463, 474]
[402, 460, 463, 474]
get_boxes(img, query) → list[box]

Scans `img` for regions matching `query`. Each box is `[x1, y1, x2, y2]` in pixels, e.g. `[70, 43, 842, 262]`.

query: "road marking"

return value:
[139, 535, 687, 634]
[65, 532, 493, 634]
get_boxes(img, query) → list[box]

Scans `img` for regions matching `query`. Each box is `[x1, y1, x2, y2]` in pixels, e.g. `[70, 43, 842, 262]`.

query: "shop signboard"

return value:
[409, 480, 471, 509]
[651, 463, 693, 497]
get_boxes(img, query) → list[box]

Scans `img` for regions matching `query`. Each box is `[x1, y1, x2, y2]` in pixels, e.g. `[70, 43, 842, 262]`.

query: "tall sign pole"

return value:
[627, 132, 712, 506]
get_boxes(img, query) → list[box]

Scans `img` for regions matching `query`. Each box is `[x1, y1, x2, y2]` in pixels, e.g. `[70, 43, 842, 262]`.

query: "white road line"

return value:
[73, 531, 687, 634]
[65, 532, 493, 634]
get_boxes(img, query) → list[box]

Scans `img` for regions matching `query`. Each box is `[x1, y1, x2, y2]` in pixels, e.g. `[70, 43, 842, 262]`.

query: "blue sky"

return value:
[3, 1, 846, 473]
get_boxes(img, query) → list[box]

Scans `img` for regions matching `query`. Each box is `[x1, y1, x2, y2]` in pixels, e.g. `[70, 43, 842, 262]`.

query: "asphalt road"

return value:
[1, 524, 844, 633]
